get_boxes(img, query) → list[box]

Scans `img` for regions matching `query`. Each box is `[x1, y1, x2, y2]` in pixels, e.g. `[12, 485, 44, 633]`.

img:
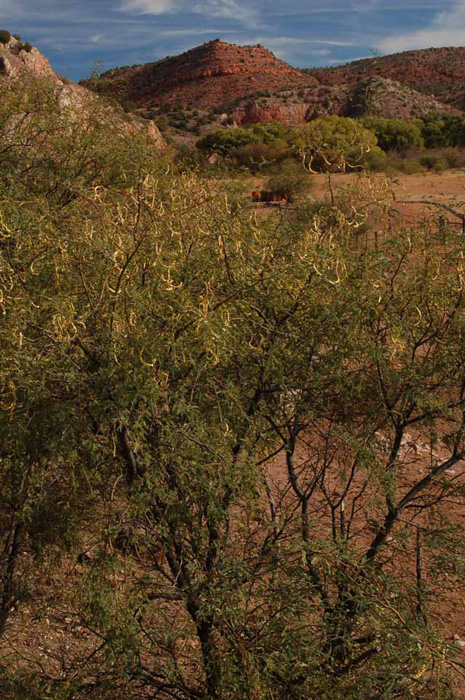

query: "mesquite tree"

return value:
[1, 78, 465, 700]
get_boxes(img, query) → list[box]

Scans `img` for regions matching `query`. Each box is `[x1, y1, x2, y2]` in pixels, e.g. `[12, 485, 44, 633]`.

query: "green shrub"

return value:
[0, 29, 11, 44]
[197, 127, 258, 155]
[417, 114, 465, 148]
[122, 99, 137, 113]
[419, 152, 449, 172]
[155, 116, 168, 131]
[435, 147, 465, 168]
[363, 148, 387, 172]
[197, 121, 291, 156]
[174, 145, 210, 172]
[363, 116, 424, 152]
[292, 116, 381, 172]
[266, 160, 313, 202]
[234, 139, 289, 171]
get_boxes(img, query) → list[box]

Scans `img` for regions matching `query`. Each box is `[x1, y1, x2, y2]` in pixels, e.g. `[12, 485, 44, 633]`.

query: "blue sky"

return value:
[0, 0, 463, 80]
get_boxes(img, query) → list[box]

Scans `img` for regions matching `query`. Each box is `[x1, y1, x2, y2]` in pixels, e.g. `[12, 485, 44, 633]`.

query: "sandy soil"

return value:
[311, 170, 465, 203]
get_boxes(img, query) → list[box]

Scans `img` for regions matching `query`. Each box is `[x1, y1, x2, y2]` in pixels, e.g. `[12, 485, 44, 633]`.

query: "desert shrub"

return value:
[438, 147, 465, 168]
[174, 119, 189, 131]
[249, 120, 290, 142]
[401, 157, 426, 174]
[419, 151, 449, 172]
[9, 41, 33, 55]
[155, 116, 168, 131]
[122, 99, 137, 113]
[3, 72, 465, 700]
[363, 148, 387, 172]
[266, 159, 313, 201]
[197, 122, 291, 157]
[383, 153, 425, 174]
[0, 29, 11, 44]
[418, 147, 465, 169]
[363, 116, 424, 152]
[234, 139, 289, 171]
[292, 115, 382, 172]
[174, 145, 210, 172]
[197, 127, 258, 154]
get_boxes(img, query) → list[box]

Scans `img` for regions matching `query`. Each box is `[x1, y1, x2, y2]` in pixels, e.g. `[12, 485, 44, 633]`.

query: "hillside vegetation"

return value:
[82, 40, 464, 135]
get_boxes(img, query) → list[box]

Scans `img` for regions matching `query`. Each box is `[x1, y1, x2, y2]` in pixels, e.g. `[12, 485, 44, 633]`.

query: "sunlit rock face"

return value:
[0, 35, 165, 147]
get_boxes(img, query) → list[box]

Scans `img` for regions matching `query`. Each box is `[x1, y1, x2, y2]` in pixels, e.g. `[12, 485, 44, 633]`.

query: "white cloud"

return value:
[158, 27, 236, 36]
[240, 36, 354, 48]
[119, 0, 260, 26]
[378, 0, 465, 53]
[119, 0, 174, 13]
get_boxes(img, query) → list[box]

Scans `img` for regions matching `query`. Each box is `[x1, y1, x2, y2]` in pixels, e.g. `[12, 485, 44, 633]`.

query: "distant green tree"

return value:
[362, 116, 424, 152]
[292, 115, 382, 172]
[417, 115, 465, 148]
[196, 122, 292, 157]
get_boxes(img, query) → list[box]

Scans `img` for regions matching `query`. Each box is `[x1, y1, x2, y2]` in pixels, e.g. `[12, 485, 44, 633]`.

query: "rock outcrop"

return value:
[231, 77, 456, 126]
[0, 35, 164, 147]
[307, 46, 465, 108]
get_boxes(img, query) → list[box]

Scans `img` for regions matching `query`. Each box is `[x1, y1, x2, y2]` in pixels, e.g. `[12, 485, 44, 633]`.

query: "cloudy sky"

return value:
[0, 0, 463, 80]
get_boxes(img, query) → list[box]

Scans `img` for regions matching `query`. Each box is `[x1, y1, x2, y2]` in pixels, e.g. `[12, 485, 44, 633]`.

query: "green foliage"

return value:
[0, 29, 11, 44]
[292, 115, 383, 172]
[362, 116, 424, 152]
[362, 146, 387, 171]
[1, 75, 465, 700]
[197, 127, 257, 154]
[266, 159, 313, 201]
[234, 138, 289, 171]
[419, 151, 449, 172]
[196, 121, 290, 156]
[417, 114, 465, 148]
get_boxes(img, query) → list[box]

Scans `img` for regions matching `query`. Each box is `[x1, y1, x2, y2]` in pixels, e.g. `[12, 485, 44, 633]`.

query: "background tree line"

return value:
[195, 113, 465, 177]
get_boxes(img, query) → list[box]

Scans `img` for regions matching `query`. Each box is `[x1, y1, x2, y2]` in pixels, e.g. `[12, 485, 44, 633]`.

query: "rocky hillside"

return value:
[81, 39, 314, 109]
[231, 76, 457, 126]
[0, 32, 164, 146]
[83, 40, 465, 131]
[307, 46, 465, 106]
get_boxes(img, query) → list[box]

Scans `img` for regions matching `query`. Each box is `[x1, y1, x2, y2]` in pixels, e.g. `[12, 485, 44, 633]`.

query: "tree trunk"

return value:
[0, 522, 22, 636]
